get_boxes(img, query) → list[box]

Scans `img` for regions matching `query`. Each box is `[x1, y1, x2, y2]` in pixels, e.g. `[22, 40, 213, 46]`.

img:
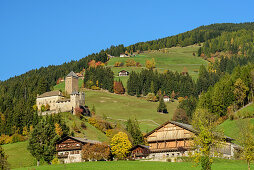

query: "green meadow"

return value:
[84, 89, 178, 132]
[15, 159, 253, 170]
[2, 141, 36, 169]
[108, 45, 208, 87]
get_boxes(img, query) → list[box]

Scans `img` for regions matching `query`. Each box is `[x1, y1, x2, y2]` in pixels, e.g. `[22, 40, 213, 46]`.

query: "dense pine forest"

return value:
[0, 22, 254, 137]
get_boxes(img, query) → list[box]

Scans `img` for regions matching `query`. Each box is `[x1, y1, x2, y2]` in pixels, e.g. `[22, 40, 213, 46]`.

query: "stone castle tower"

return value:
[65, 71, 79, 94]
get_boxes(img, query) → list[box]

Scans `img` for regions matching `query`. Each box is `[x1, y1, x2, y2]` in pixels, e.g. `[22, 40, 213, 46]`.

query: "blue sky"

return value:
[0, 0, 253, 81]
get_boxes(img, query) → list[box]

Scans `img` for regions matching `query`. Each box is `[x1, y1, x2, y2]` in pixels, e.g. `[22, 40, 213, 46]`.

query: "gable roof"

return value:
[119, 70, 129, 73]
[37, 90, 62, 98]
[66, 71, 78, 78]
[144, 121, 196, 138]
[129, 144, 149, 151]
[144, 121, 233, 141]
[57, 136, 101, 145]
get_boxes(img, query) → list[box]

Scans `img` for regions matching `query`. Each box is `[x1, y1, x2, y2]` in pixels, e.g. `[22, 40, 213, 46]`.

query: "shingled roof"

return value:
[37, 90, 62, 98]
[57, 136, 101, 145]
[144, 120, 233, 141]
[66, 71, 78, 78]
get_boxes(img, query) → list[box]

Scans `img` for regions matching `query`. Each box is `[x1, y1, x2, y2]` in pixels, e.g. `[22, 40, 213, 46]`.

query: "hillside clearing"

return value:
[84, 89, 178, 132]
[108, 46, 208, 87]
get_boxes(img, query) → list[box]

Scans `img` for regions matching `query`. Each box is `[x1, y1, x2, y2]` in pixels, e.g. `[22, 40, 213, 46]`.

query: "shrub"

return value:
[91, 85, 100, 90]
[146, 93, 158, 102]
[172, 108, 189, 124]
[178, 97, 185, 103]
[52, 157, 60, 164]
[45, 104, 50, 111]
[88, 117, 112, 133]
[81, 122, 87, 130]
[114, 81, 125, 94]
[41, 105, 46, 112]
[125, 59, 136, 67]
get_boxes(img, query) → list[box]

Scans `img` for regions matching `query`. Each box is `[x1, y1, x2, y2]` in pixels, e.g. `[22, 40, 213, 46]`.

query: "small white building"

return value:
[120, 54, 128, 57]
[118, 70, 129, 76]
[163, 96, 170, 102]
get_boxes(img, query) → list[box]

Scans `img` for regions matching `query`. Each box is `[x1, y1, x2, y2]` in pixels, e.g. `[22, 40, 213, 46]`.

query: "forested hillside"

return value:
[0, 22, 254, 137]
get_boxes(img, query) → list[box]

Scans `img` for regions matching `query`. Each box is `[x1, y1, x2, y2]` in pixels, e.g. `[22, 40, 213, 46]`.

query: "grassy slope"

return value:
[53, 84, 179, 133]
[2, 141, 36, 169]
[219, 103, 254, 141]
[2, 113, 109, 169]
[16, 159, 253, 170]
[60, 112, 109, 142]
[219, 118, 254, 141]
[108, 45, 208, 87]
[84, 89, 178, 132]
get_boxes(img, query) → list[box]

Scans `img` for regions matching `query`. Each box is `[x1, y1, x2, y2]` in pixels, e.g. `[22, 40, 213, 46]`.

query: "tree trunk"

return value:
[37, 160, 40, 166]
[248, 161, 250, 170]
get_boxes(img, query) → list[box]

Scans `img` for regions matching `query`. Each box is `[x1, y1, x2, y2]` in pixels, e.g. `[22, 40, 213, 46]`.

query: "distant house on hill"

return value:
[76, 73, 84, 80]
[163, 96, 170, 102]
[144, 121, 238, 160]
[118, 70, 129, 76]
[129, 145, 150, 159]
[120, 54, 128, 57]
[56, 136, 101, 163]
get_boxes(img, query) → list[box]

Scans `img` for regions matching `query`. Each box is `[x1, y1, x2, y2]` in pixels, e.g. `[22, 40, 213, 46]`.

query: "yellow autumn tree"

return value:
[22, 126, 28, 136]
[55, 123, 63, 136]
[110, 132, 132, 159]
[145, 58, 155, 70]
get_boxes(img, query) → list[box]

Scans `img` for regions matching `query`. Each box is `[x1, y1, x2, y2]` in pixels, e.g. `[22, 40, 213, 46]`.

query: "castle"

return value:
[36, 71, 85, 115]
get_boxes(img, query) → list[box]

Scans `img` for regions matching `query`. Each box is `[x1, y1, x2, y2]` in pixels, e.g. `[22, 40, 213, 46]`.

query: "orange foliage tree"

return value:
[113, 81, 125, 94]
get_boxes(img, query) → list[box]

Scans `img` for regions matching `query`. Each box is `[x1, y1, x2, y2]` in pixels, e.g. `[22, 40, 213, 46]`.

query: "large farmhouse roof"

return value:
[66, 71, 78, 78]
[37, 90, 62, 98]
[144, 120, 233, 141]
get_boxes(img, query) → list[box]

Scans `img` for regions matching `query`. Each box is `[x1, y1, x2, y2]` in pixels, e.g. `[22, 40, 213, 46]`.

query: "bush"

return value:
[172, 108, 189, 124]
[88, 117, 112, 133]
[52, 157, 60, 164]
[91, 85, 100, 90]
[146, 93, 158, 102]
[81, 122, 87, 130]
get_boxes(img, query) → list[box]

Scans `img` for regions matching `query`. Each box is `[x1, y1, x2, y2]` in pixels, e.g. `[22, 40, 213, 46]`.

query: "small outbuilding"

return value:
[118, 70, 129, 76]
[129, 144, 150, 159]
[163, 96, 170, 102]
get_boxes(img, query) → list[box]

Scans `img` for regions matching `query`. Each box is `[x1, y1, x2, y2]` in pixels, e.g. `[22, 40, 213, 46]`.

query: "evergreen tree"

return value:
[126, 118, 144, 145]
[157, 97, 168, 113]
[0, 145, 9, 170]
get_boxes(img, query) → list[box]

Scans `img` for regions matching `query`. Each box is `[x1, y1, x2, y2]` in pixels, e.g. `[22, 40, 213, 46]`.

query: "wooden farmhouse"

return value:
[144, 121, 238, 160]
[56, 136, 101, 163]
[129, 145, 150, 159]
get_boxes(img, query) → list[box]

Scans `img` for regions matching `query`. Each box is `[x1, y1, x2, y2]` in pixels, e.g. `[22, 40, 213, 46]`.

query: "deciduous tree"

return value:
[237, 119, 254, 170]
[0, 145, 9, 170]
[191, 109, 224, 170]
[110, 132, 132, 159]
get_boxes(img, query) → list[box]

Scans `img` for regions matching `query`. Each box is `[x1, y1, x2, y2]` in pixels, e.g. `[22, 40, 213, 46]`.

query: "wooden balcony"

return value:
[57, 154, 68, 158]
[56, 146, 82, 151]
[150, 146, 192, 153]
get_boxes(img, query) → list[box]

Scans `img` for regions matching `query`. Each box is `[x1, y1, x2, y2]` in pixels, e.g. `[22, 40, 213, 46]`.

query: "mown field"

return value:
[108, 45, 208, 87]
[15, 159, 253, 170]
